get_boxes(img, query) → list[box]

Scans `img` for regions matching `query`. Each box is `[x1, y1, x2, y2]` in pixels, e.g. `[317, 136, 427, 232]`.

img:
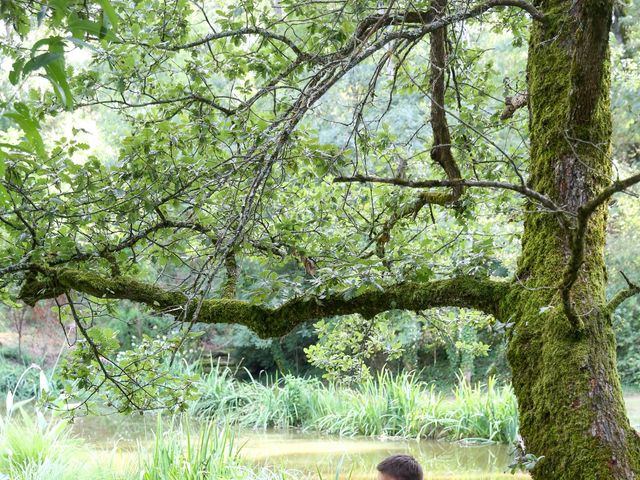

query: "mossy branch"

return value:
[19, 267, 509, 338]
[500, 92, 529, 120]
[561, 172, 640, 331]
[334, 175, 561, 212]
[606, 272, 640, 314]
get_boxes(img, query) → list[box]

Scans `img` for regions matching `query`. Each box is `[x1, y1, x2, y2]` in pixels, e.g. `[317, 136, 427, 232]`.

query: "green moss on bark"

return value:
[506, 1, 640, 477]
[19, 267, 508, 339]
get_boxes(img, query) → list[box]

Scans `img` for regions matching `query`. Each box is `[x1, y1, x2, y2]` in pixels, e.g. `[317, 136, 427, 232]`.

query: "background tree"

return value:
[1, 0, 640, 478]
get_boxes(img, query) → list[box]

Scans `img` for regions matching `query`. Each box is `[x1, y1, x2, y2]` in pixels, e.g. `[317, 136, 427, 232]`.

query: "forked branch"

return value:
[373, 0, 464, 257]
[561, 172, 640, 329]
[607, 272, 640, 314]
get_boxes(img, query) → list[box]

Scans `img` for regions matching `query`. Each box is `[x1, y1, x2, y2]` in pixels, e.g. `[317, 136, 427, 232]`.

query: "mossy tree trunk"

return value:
[506, 0, 640, 477]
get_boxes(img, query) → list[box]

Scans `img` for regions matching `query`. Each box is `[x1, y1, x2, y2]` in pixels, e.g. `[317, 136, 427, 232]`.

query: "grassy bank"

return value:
[0, 411, 320, 480]
[192, 368, 519, 444]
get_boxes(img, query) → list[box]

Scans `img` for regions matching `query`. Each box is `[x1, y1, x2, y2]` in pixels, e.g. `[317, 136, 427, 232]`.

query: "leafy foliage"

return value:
[55, 326, 200, 414]
[0, 0, 638, 420]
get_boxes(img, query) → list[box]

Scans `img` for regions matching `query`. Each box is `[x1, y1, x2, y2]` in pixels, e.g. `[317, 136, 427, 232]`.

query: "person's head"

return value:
[376, 454, 423, 480]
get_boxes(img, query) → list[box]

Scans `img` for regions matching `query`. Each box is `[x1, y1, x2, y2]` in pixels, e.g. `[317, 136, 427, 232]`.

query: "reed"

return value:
[0, 411, 314, 480]
[192, 367, 519, 444]
[0, 409, 117, 480]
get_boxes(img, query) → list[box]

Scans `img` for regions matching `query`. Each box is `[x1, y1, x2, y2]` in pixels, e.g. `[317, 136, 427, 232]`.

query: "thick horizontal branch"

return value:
[0, 257, 33, 277]
[333, 174, 561, 212]
[320, 0, 544, 65]
[359, 0, 543, 32]
[19, 268, 509, 338]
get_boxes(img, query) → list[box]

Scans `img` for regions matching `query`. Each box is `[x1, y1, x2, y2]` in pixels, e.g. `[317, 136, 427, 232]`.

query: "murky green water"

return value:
[71, 415, 527, 479]
[237, 432, 525, 479]
[53, 396, 640, 479]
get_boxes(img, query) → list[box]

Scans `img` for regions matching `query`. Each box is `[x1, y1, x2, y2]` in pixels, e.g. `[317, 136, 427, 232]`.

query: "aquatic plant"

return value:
[0, 412, 319, 480]
[192, 367, 519, 444]
[0, 409, 72, 478]
[138, 419, 242, 480]
[0, 407, 121, 480]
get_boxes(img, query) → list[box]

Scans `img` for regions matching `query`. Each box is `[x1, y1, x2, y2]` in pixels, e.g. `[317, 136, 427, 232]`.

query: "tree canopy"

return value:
[2, 0, 640, 477]
[1, 0, 546, 315]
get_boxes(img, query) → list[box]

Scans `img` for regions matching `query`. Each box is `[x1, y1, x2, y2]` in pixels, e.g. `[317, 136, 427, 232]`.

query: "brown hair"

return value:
[376, 454, 423, 480]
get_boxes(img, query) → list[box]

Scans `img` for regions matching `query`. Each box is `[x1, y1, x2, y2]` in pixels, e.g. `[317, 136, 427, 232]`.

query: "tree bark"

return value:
[506, 0, 640, 477]
[19, 267, 507, 338]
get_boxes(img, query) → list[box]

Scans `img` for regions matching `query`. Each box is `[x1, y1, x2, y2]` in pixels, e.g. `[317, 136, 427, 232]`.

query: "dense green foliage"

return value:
[0, 0, 637, 397]
[1, 0, 640, 476]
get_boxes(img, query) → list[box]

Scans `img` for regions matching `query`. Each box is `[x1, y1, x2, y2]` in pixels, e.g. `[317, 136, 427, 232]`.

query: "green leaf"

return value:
[44, 59, 73, 109]
[97, 0, 119, 30]
[68, 18, 115, 40]
[4, 103, 46, 158]
[22, 52, 64, 76]
[31, 36, 65, 54]
[9, 57, 25, 85]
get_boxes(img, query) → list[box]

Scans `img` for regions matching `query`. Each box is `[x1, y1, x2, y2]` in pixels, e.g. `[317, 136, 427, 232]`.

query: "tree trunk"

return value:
[506, 0, 640, 477]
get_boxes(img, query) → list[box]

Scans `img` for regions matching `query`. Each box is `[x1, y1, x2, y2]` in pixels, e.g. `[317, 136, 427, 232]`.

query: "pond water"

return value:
[237, 432, 526, 479]
[66, 396, 640, 480]
[71, 415, 528, 480]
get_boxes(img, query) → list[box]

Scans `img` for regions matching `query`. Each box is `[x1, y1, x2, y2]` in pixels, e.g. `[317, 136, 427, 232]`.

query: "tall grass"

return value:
[192, 368, 519, 444]
[0, 410, 69, 479]
[444, 377, 519, 444]
[139, 419, 244, 479]
[0, 409, 118, 480]
[0, 411, 320, 480]
[139, 418, 342, 479]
